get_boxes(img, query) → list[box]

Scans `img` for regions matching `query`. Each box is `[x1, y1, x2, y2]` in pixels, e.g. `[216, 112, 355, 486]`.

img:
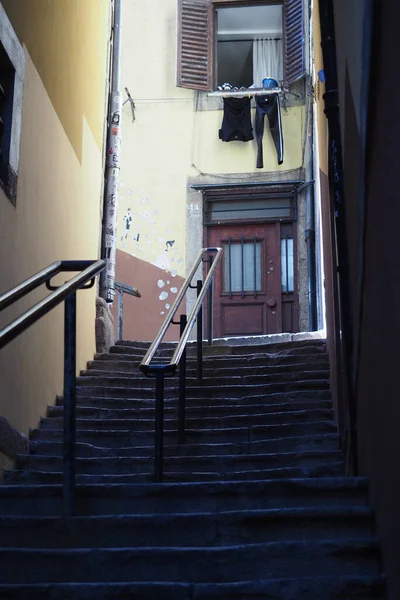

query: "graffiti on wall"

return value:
[117, 185, 184, 316]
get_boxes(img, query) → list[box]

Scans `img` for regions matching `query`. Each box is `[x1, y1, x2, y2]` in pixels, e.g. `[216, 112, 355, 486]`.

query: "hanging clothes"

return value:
[219, 97, 254, 142]
[255, 93, 284, 168]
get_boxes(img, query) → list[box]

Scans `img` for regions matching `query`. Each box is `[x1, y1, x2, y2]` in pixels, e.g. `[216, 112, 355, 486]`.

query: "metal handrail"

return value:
[139, 247, 223, 483]
[115, 281, 141, 341]
[140, 247, 222, 373]
[0, 259, 106, 516]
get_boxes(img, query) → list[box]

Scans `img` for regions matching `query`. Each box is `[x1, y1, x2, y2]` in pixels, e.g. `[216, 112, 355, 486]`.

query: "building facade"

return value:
[0, 0, 110, 439]
[114, 0, 323, 342]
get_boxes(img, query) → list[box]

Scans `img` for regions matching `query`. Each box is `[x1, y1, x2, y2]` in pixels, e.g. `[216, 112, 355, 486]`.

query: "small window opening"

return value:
[0, 41, 16, 185]
[217, 4, 283, 89]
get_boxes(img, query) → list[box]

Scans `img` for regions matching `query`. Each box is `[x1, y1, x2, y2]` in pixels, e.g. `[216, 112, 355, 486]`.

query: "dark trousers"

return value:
[255, 94, 284, 168]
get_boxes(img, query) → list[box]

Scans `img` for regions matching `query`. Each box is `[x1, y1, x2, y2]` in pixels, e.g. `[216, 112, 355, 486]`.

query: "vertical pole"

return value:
[196, 280, 203, 384]
[207, 255, 214, 346]
[100, 0, 123, 303]
[117, 289, 124, 340]
[154, 371, 165, 483]
[63, 293, 77, 517]
[178, 314, 187, 444]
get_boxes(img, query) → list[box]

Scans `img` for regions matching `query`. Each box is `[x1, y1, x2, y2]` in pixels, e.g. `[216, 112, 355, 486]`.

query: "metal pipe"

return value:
[63, 292, 77, 517]
[304, 74, 318, 331]
[154, 371, 165, 483]
[196, 280, 203, 384]
[178, 314, 187, 444]
[191, 180, 304, 191]
[0, 261, 106, 349]
[100, 0, 123, 303]
[141, 248, 221, 369]
[207, 255, 214, 346]
[117, 289, 123, 341]
[0, 262, 62, 311]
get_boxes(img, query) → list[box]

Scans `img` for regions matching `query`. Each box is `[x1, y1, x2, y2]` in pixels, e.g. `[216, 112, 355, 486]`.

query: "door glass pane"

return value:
[281, 238, 294, 292]
[224, 241, 261, 293]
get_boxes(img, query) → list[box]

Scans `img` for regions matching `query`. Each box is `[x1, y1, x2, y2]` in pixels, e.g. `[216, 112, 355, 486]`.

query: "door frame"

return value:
[202, 183, 300, 336]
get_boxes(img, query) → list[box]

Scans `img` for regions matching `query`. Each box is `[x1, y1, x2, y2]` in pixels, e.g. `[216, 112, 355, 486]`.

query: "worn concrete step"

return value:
[0, 576, 386, 600]
[48, 399, 333, 420]
[94, 351, 329, 369]
[59, 389, 332, 408]
[0, 539, 380, 583]
[86, 359, 329, 375]
[0, 478, 370, 516]
[29, 433, 340, 458]
[76, 373, 330, 389]
[4, 463, 345, 485]
[110, 341, 327, 358]
[40, 409, 334, 432]
[10, 450, 342, 476]
[0, 507, 375, 549]
[75, 380, 330, 400]
[77, 371, 330, 389]
[31, 420, 338, 446]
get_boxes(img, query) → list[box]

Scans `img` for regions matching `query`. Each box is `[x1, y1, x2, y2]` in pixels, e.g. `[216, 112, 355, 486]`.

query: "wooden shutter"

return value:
[283, 0, 305, 87]
[177, 0, 215, 91]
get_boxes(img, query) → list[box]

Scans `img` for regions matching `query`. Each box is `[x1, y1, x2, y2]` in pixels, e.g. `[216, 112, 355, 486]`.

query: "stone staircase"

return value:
[0, 339, 386, 598]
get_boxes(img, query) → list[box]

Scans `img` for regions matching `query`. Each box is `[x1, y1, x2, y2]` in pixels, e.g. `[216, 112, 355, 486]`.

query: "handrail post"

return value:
[117, 288, 124, 341]
[154, 370, 165, 482]
[207, 255, 214, 345]
[63, 292, 77, 517]
[196, 280, 203, 384]
[178, 314, 187, 444]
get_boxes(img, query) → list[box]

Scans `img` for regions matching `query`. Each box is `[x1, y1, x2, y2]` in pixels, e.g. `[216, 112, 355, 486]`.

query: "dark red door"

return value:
[207, 222, 297, 337]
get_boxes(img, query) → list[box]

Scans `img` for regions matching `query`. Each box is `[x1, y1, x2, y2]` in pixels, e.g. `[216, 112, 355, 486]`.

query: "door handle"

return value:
[267, 298, 277, 308]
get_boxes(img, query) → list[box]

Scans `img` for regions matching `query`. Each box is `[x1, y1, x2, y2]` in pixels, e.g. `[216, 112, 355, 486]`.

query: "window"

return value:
[0, 42, 16, 190]
[224, 239, 262, 294]
[281, 237, 294, 292]
[177, 0, 305, 92]
[0, 4, 25, 206]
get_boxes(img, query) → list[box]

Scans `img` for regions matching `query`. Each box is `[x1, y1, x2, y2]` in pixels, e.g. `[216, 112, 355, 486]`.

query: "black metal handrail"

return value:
[139, 247, 223, 482]
[0, 259, 106, 515]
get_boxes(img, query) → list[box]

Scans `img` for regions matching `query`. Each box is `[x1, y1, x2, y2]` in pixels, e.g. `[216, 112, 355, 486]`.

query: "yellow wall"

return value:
[117, 0, 305, 333]
[0, 1, 110, 434]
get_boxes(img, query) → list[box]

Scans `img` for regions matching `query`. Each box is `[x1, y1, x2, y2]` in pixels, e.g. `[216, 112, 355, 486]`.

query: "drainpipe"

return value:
[318, 0, 357, 474]
[304, 79, 318, 331]
[99, 0, 122, 303]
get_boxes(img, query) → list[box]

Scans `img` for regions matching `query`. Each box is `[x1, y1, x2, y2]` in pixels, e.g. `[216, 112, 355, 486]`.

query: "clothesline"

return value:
[208, 87, 281, 98]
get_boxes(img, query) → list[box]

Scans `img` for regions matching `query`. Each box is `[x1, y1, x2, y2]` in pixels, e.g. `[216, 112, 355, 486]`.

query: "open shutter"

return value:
[283, 0, 306, 87]
[177, 0, 215, 91]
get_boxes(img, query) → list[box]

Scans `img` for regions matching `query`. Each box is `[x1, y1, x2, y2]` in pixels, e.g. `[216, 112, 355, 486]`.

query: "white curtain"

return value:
[253, 38, 283, 88]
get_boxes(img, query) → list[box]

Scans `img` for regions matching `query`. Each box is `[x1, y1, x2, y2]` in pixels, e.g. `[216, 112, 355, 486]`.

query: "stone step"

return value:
[86, 359, 329, 375]
[0, 576, 386, 600]
[40, 409, 334, 431]
[76, 371, 329, 394]
[75, 380, 330, 400]
[0, 539, 380, 583]
[77, 371, 330, 388]
[48, 399, 333, 420]
[59, 389, 332, 408]
[5, 462, 345, 485]
[29, 433, 340, 458]
[0, 478, 370, 516]
[0, 507, 375, 548]
[31, 420, 338, 445]
[12, 450, 342, 475]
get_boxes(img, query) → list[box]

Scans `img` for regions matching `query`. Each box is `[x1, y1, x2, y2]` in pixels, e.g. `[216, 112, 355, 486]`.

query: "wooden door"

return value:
[207, 222, 297, 337]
